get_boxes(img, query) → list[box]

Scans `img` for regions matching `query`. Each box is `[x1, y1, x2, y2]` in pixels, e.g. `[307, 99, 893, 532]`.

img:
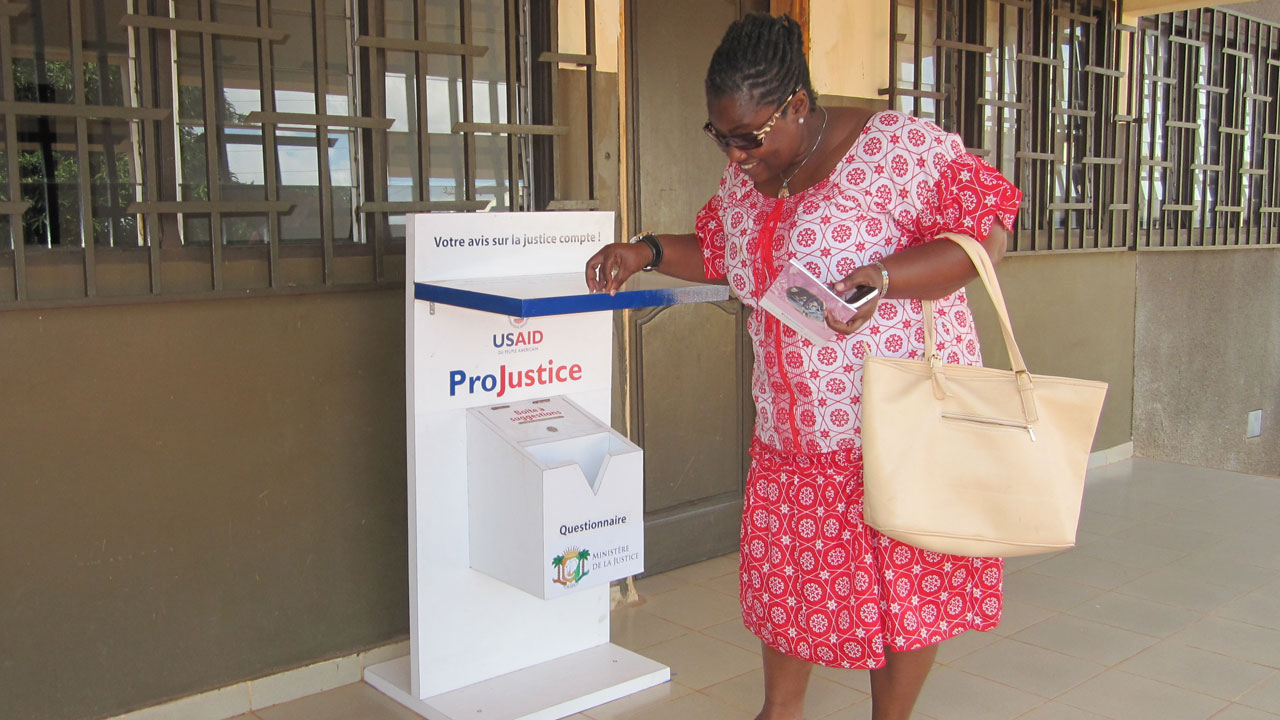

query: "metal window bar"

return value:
[1, 2, 27, 300]
[123, 1, 298, 292]
[893, 0, 1132, 252]
[1136, 8, 1278, 248]
[258, 0, 282, 287]
[543, 0, 598, 211]
[890, 0, 1280, 252]
[0, 0, 601, 307]
[0, 0, 171, 301]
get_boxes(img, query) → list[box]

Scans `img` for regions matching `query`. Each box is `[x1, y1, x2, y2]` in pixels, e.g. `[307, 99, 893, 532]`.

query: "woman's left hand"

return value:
[825, 263, 885, 335]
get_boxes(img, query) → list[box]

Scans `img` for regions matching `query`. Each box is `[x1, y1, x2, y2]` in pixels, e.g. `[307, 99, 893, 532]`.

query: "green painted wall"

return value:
[967, 251, 1137, 452]
[0, 290, 409, 720]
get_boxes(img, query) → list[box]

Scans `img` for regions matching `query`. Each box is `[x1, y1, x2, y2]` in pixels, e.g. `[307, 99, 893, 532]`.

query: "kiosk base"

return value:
[364, 643, 670, 720]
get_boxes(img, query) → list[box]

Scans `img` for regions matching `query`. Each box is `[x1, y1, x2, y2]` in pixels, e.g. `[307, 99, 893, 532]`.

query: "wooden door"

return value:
[625, 0, 767, 574]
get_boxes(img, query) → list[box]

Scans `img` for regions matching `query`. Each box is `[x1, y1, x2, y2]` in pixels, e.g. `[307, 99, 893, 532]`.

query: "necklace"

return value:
[778, 107, 828, 198]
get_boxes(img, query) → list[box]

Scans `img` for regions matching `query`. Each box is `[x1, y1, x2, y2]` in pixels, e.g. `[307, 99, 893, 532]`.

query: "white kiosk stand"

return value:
[365, 211, 729, 720]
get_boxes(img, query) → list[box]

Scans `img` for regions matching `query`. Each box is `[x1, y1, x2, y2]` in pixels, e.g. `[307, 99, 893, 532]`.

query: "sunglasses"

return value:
[703, 87, 800, 151]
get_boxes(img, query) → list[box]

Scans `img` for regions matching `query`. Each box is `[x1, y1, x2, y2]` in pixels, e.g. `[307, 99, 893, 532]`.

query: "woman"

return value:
[586, 14, 1021, 720]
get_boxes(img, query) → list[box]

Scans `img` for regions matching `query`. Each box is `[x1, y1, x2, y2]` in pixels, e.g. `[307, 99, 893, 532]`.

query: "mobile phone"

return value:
[838, 284, 879, 309]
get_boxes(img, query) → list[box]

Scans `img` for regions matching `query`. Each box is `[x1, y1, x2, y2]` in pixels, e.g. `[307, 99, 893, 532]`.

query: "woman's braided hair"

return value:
[705, 13, 814, 112]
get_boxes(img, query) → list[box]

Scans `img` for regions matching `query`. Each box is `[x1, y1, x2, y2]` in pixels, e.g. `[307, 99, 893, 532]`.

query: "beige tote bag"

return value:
[861, 233, 1108, 558]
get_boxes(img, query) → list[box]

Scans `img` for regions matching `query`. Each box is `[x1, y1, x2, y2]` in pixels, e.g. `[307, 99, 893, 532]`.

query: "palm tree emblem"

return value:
[551, 546, 591, 587]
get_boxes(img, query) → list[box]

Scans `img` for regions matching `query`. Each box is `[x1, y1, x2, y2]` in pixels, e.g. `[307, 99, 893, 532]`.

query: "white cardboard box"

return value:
[467, 396, 644, 599]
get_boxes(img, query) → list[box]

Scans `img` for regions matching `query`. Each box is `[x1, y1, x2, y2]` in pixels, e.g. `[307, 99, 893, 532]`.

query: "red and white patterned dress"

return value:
[695, 110, 1022, 669]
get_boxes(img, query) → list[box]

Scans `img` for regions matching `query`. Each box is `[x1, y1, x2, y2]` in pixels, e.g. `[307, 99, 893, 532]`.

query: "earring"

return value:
[799, 117, 805, 124]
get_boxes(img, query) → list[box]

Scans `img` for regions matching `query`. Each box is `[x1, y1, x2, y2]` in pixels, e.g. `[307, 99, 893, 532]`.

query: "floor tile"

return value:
[1186, 504, 1279, 539]
[692, 552, 742, 578]
[1238, 671, 1280, 713]
[1027, 550, 1152, 590]
[1013, 702, 1105, 717]
[637, 584, 743, 630]
[1210, 705, 1280, 720]
[1152, 505, 1250, 536]
[635, 632, 761, 690]
[586, 687, 744, 720]
[912, 665, 1042, 720]
[1176, 617, 1280, 668]
[634, 566, 711, 597]
[1118, 640, 1275, 700]
[577, 680, 694, 720]
[1215, 587, 1280, 632]
[1083, 494, 1185, 522]
[635, 554, 740, 595]
[696, 570, 741, 597]
[1002, 552, 1053, 574]
[1167, 553, 1279, 594]
[1204, 535, 1280, 572]
[610, 607, 690, 651]
[1074, 509, 1141, 537]
[1070, 535, 1187, 572]
[1011, 614, 1156, 666]
[815, 696, 935, 719]
[701, 666, 867, 718]
[950, 637, 1105, 698]
[701, 617, 761, 652]
[1117, 567, 1245, 613]
[1112, 522, 1226, 554]
[934, 627, 1001, 664]
[810, 663, 873, 694]
[1056, 670, 1229, 719]
[1015, 702, 1110, 719]
[1067, 591, 1201, 638]
[254, 683, 425, 720]
[991, 600, 1060, 636]
[1001, 571, 1104, 612]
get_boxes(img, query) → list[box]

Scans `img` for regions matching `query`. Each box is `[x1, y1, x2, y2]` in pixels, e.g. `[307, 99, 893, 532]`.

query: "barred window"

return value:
[0, 0, 605, 305]
[890, 0, 1280, 252]
[1138, 9, 1280, 248]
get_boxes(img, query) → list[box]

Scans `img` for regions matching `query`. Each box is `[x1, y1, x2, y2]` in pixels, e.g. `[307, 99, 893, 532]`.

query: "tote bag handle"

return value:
[922, 232, 1038, 423]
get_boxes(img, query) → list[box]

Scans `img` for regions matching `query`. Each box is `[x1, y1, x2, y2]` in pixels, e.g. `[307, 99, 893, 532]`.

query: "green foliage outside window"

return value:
[9, 58, 137, 246]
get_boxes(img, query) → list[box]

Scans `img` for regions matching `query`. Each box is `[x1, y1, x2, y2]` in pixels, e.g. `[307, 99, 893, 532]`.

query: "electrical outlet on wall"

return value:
[1246, 410, 1263, 438]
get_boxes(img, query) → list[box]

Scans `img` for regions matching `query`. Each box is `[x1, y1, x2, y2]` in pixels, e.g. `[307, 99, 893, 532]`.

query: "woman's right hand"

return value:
[584, 242, 653, 295]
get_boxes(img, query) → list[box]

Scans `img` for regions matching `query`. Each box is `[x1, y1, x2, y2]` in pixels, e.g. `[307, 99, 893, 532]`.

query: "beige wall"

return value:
[967, 252, 1137, 452]
[1133, 250, 1280, 476]
[558, 0, 622, 72]
[808, 0, 889, 101]
[0, 290, 409, 720]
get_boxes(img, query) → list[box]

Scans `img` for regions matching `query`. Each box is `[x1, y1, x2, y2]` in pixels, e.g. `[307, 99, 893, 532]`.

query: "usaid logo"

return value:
[492, 329, 544, 348]
[494, 316, 544, 349]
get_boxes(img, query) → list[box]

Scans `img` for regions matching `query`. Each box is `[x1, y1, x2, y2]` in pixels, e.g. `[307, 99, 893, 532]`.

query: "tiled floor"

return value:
[236, 458, 1280, 720]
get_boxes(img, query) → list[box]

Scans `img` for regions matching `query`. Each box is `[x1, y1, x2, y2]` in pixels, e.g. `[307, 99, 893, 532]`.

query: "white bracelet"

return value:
[871, 261, 890, 298]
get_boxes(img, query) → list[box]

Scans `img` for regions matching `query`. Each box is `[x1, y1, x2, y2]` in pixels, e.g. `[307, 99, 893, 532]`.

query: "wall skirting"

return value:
[1087, 441, 1135, 473]
[105, 641, 410, 720]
